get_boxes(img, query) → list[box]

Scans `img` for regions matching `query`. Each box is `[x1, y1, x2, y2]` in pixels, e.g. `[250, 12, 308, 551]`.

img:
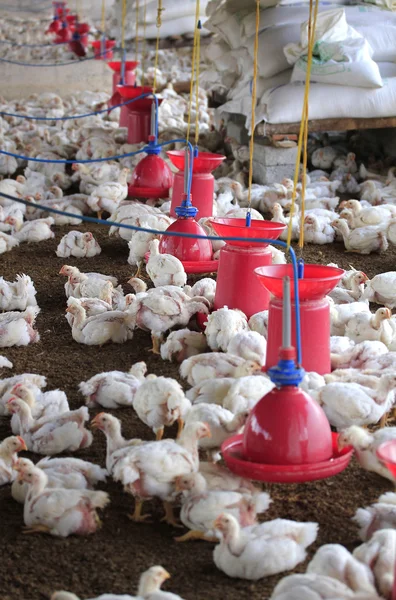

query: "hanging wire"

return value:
[152, 0, 163, 95]
[135, 0, 140, 66]
[121, 0, 127, 52]
[186, 0, 200, 142]
[141, 0, 147, 86]
[246, 0, 261, 227]
[194, 20, 202, 147]
[101, 0, 106, 34]
[287, 0, 319, 250]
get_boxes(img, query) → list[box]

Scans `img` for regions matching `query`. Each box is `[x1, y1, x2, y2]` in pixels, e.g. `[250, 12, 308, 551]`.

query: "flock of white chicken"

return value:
[1, 17, 396, 600]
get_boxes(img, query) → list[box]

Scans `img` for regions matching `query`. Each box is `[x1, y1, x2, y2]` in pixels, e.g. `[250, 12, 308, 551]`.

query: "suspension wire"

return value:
[246, 0, 260, 227]
[152, 0, 164, 95]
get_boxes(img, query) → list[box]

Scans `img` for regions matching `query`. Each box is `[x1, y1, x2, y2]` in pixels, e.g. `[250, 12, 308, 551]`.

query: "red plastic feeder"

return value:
[256, 264, 344, 375]
[91, 39, 116, 60]
[117, 85, 162, 144]
[210, 218, 286, 318]
[129, 136, 173, 200]
[66, 14, 77, 25]
[54, 23, 71, 44]
[108, 61, 139, 93]
[167, 150, 225, 220]
[46, 17, 61, 34]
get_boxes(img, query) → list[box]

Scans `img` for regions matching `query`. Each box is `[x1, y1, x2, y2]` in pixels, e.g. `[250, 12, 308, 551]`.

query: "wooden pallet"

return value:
[256, 116, 396, 137]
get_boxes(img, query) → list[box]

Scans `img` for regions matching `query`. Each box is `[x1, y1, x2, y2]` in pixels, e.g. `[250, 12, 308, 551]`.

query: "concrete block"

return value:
[253, 141, 298, 167]
[226, 118, 249, 145]
[252, 160, 295, 185]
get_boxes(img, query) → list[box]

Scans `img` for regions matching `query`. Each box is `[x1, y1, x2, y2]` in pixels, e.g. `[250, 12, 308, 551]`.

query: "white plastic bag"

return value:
[284, 9, 383, 88]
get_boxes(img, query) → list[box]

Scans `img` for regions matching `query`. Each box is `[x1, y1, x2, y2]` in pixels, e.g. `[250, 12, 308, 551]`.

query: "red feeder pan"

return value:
[91, 39, 116, 60]
[117, 85, 162, 144]
[158, 218, 218, 275]
[54, 24, 71, 44]
[128, 143, 173, 200]
[256, 264, 344, 375]
[210, 218, 286, 319]
[69, 36, 86, 57]
[108, 60, 139, 92]
[46, 18, 61, 34]
[66, 14, 77, 25]
[222, 432, 353, 483]
[167, 150, 226, 220]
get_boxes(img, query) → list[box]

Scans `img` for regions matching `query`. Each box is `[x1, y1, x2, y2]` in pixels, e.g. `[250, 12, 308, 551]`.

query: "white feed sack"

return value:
[284, 9, 383, 88]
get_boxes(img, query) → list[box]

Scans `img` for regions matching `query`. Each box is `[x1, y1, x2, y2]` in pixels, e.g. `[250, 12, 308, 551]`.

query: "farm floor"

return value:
[0, 222, 395, 600]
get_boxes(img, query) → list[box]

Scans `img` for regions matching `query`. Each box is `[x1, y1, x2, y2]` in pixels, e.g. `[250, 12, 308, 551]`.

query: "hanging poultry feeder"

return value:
[256, 263, 344, 375]
[66, 14, 77, 26]
[117, 85, 163, 144]
[70, 21, 90, 47]
[54, 21, 71, 44]
[167, 150, 225, 220]
[222, 275, 353, 484]
[108, 60, 139, 93]
[155, 147, 217, 274]
[46, 15, 61, 34]
[54, 1, 68, 18]
[91, 39, 116, 60]
[376, 441, 396, 600]
[68, 30, 86, 57]
[128, 104, 173, 199]
[209, 218, 286, 319]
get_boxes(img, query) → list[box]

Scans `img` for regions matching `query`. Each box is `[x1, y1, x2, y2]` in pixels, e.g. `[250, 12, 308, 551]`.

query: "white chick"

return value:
[353, 530, 396, 600]
[330, 301, 371, 336]
[0, 274, 37, 311]
[0, 232, 19, 254]
[7, 399, 93, 455]
[248, 310, 269, 338]
[227, 330, 266, 366]
[56, 231, 101, 258]
[353, 492, 396, 541]
[271, 573, 358, 600]
[79, 362, 147, 409]
[0, 435, 27, 485]
[6, 215, 55, 243]
[146, 239, 187, 288]
[0, 356, 12, 370]
[331, 340, 388, 370]
[312, 147, 338, 169]
[160, 329, 208, 362]
[199, 462, 259, 494]
[184, 277, 216, 308]
[328, 272, 368, 304]
[269, 244, 287, 264]
[306, 544, 376, 595]
[174, 473, 271, 542]
[66, 299, 134, 345]
[363, 271, 396, 309]
[14, 459, 109, 537]
[0, 306, 40, 347]
[205, 306, 248, 352]
[303, 214, 335, 245]
[213, 514, 318, 581]
[88, 167, 129, 218]
[180, 353, 261, 386]
[338, 425, 396, 481]
[332, 219, 388, 254]
[9, 383, 69, 435]
[133, 376, 191, 440]
[345, 308, 393, 346]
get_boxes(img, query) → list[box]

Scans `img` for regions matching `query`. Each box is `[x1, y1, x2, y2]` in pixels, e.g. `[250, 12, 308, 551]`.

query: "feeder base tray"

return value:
[128, 185, 170, 199]
[221, 433, 353, 483]
[144, 253, 218, 275]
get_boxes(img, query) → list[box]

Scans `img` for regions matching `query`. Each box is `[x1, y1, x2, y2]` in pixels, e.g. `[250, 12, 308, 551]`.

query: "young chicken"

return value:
[0, 306, 40, 347]
[331, 340, 388, 370]
[306, 544, 376, 595]
[180, 353, 261, 386]
[344, 199, 396, 227]
[88, 168, 129, 218]
[328, 272, 368, 304]
[12, 456, 107, 504]
[174, 473, 271, 542]
[345, 307, 393, 347]
[7, 399, 92, 455]
[0, 231, 19, 255]
[332, 218, 388, 254]
[199, 461, 259, 494]
[59, 265, 117, 290]
[65, 296, 113, 326]
[354, 492, 396, 541]
[90, 413, 143, 473]
[303, 214, 335, 245]
[160, 329, 208, 362]
[0, 373, 47, 415]
[271, 573, 364, 600]
[353, 530, 396, 600]
[338, 425, 396, 481]
[79, 362, 147, 409]
[184, 278, 217, 308]
[66, 300, 134, 345]
[133, 376, 192, 440]
[204, 307, 249, 352]
[330, 301, 371, 336]
[56, 231, 101, 258]
[248, 310, 269, 338]
[0, 355, 12, 370]
[63, 270, 115, 300]
[0, 274, 37, 311]
[5, 216, 55, 243]
[109, 422, 210, 524]
[146, 239, 187, 288]
[213, 513, 318, 581]
[9, 383, 69, 434]
[0, 435, 27, 486]
[227, 331, 267, 366]
[363, 271, 396, 309]
[14, 459, 109, 537]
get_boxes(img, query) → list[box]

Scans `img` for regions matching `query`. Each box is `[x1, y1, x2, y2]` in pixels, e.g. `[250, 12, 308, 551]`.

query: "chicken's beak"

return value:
[59, 267, 65, 275]
[65, 307, 71, 313]
[361, 273, 369, 282]
[213, 516, 223, 530]
[162, 570, 171, 581]
[174, 477, 183, 492]
[386, 309, 392, 319]
[202, 424, 211, 438]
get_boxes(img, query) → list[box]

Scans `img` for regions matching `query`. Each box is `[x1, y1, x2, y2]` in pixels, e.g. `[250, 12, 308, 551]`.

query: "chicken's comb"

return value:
[6, 397, 17, 404]
[16, 436, 25, 445]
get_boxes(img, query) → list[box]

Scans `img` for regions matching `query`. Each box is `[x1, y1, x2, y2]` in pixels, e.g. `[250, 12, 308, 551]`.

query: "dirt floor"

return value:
[0, 222, 395, 600]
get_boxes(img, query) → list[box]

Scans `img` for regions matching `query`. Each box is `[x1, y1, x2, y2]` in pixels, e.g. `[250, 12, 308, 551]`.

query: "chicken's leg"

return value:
[156, 427, 164, 441]
[379, 412, 389, 428]
[174, 530, 218, 542]
[22, 524, 51, 534]
[97, 211, 103, 221]
[150, 334, 162, 355]
[176, 418, 184, 439]
[128, 500, 152, 523]
[161, 501, 183, 528]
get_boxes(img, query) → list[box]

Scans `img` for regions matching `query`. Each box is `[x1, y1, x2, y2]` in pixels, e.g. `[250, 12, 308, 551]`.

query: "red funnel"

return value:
[167, 150, 225, 174]
[128, 154, 173, 199]
[66, 14, 77, 25]
[256, 264, 344, 300]
[158, 219, 218, 274]
[211, 218, 286, 248]
[117, 84, 156, 110]
[108, 61, 139, 74]
[108, 61, 139, 91]
[91, 39, 116, 60]
[69, 38, 86, 57]
[377, 441, 396, 478]
[54, 25, 71, 43]
[222, 432, 353, 483]
[117, 86, 162, 145]
[47, 19, 61, 34]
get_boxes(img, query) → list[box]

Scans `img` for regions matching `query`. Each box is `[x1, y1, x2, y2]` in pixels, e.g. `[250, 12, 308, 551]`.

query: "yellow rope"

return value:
[286, 0, 319, 249]
[135, 0, 140, 65]
[194, 21, 202, 145]
[121, 0, 127, 50]
[141, 0, 147, 87]
[186, 0, 200, 143]
[152, 0, 164, 95]
[247, 0, 260, 210]
[101, 0, 106, 34]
